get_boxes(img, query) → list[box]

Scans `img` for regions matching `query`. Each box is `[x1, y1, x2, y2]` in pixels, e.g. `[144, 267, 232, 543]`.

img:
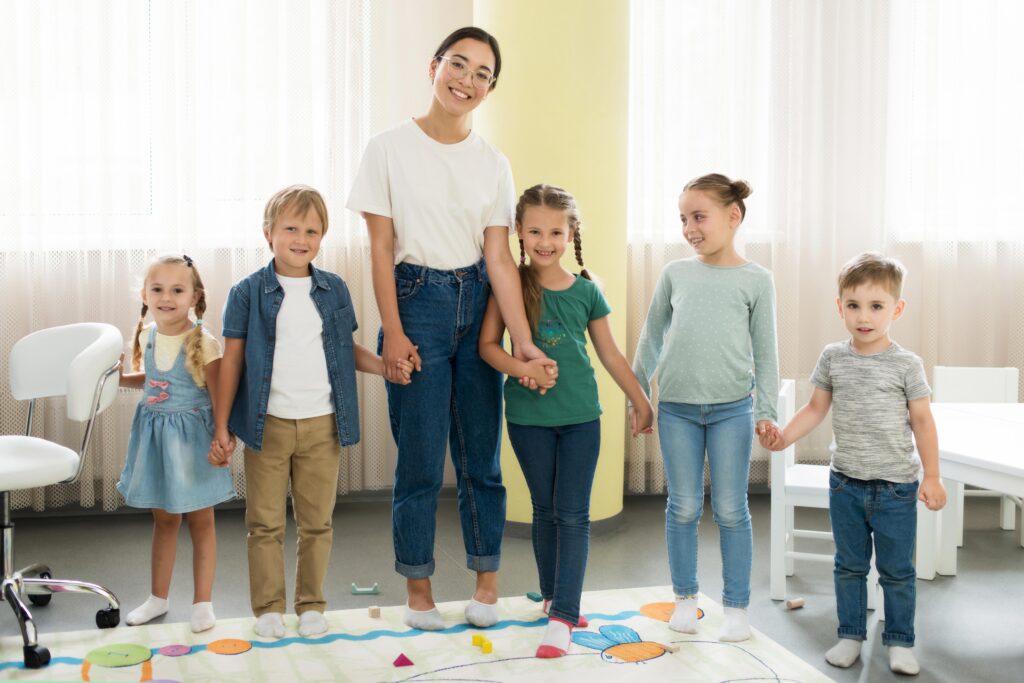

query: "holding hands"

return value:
[628, 399, 655, 437]
[757, 421, 785, 451]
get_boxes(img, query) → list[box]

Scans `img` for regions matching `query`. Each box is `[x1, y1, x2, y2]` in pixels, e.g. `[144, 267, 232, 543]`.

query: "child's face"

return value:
[678, 189, 741, 260]
[518, 205, 572, 269]
[266, 203, 324, 277]
[429, 38, 495, 117]
[837, 281, 906, 351]
[142, 263, 198, 334]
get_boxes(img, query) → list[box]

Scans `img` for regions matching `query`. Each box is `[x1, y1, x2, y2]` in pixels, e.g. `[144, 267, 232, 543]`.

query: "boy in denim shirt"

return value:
[762, 252, 946, 676]
[211, 185, 410, 639]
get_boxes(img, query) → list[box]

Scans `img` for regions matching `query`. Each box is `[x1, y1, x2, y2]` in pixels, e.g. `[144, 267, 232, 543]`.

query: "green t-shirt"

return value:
[504, 275, 612, 427]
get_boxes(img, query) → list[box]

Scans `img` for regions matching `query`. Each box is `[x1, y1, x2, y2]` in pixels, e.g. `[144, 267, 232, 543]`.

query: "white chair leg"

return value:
[938, 477, 960, 576]
[785, 505, 795, 576]
[955, 482, 965, 547]
[770, 491, 786, 601]
[915, 500, 937, 580]
[1000, 495, 1016, 531]
[867, 562, 881, 613]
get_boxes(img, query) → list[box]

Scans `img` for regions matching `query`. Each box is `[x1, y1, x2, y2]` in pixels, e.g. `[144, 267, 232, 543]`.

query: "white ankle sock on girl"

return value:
[718, 606, 751, 642]
[126, 595, 168, 626]
[536, 617, 573, 658]
[669, 595, 698, 634]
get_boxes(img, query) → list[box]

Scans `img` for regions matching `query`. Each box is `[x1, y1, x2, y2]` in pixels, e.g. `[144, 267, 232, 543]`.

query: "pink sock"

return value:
[536, 617, 573, 658]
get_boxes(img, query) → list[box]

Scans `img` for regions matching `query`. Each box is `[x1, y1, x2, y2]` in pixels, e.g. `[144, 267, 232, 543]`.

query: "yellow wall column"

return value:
[473, 0, 630, 525]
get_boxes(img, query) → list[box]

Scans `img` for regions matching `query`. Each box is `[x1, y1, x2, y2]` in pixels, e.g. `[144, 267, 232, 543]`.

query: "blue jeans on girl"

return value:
[506, 419, 601, 624]
[657, 396, 754, 608]
[828, 471, 917, 647]
[381, 261, 506, 579]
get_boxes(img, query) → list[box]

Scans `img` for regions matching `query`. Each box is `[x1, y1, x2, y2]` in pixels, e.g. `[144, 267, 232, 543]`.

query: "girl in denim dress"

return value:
[116, 255, 235, 633]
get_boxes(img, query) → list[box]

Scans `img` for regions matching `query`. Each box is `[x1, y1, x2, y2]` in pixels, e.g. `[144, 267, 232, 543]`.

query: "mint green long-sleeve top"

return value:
[632, 258, 780, 423]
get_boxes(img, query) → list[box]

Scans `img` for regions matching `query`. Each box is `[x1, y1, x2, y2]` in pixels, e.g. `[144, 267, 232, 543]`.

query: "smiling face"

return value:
[678, 189, 742, 262]
[266, 203, 324, 277]
[142, 262, 198, 335]
[518, 205, 572, 271]
[428, 38, 495, 117]
[837, 281, 906, 354]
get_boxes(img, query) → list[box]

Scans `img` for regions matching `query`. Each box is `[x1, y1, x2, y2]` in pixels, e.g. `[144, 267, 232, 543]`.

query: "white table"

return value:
[917, 403, 1024, 578]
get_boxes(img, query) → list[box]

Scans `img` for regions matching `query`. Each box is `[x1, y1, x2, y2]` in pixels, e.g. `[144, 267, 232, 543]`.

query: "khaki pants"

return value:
[244, 413, 340, 616]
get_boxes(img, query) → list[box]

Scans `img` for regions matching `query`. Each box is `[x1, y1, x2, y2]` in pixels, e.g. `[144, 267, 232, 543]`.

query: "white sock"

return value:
[403, 604, 445, 631]
[126, 595, 168, 626]
[254, 612, 285, 639]
[465, 598, 498, 628]
[718, 606, 751, 642]
[189, 601, 215, 633]
[298, 610, 329, 637]
[669, 595, 698, 634]
[536, 617, 572, 658]
[826, 638, 863, 668]
[888, 646, 920, 675]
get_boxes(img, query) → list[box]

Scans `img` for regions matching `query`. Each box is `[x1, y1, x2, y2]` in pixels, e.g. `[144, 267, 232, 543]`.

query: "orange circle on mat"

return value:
[640, 602, 704, 622]
[207, 638, 252, 655]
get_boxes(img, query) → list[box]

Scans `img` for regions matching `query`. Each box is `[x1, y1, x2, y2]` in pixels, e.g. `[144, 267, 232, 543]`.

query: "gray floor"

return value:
[3, 494, 1023, 682]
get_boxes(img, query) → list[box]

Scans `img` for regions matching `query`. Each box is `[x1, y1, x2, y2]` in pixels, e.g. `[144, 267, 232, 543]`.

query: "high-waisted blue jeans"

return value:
[657, 396, 754, 608]
[381, 260, 506, 579]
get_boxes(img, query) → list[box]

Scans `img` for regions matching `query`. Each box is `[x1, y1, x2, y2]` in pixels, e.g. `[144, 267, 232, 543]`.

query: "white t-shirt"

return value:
[346, 118, 516, 270]
[267, 275, 333, 420]
[148, 325, 222, 372]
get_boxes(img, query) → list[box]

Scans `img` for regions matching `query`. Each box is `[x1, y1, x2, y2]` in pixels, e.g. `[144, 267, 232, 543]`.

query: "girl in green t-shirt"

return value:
[479, 184, 654, 659]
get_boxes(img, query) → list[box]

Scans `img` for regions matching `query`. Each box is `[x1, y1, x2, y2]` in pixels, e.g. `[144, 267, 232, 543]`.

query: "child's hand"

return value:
[629, 400, 654, 437]
[919, 477, 947, 511]
[757, 422, 786, 451]
[394, 358, 414, 385]
[523, 358, 558, 392]
[210, 428, 235, 467]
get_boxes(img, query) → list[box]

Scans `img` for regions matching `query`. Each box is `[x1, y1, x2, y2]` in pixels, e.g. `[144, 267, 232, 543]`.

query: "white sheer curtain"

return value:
[626, 0, 1024, 494]
[0, 0, 473, 511]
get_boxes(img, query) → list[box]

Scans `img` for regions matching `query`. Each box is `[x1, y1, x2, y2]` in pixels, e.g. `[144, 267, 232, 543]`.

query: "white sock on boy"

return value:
[189, 601, 216, 633]
[718, 606, 751, 642]
[298, 610, 329, 637]
[669, 595, 699, 634]
[825, 638, 862, 668]
[888, 646, 920, 675]
[254, 612, 286, 639]
[126, 595, 168, 626]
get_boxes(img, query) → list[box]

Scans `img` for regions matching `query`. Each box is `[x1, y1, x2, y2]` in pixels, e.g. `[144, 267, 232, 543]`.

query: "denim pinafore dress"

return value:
[117, 327, 236, 513]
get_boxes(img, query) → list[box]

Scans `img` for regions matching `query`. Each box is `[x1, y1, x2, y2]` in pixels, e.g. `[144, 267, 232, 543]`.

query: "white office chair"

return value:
[932, 366, 1022, 547]
[1, 323, 123, 669]
[770, 380, 881, 609]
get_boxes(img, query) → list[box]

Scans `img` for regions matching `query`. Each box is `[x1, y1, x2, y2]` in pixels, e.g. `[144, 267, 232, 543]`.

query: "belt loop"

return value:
[417, 264, 427, 284]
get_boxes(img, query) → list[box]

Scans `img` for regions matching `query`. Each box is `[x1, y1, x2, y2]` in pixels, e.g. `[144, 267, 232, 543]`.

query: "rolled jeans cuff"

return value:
[395, 558, 435, 579]
[466, 553, 500, 573]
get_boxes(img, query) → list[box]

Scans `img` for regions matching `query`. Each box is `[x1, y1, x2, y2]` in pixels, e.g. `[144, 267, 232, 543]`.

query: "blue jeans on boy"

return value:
[828, 471, 917, 647]
[657, 396, 754, 608]
[381, 261, 505, 579]
[506, 420, 601, 624]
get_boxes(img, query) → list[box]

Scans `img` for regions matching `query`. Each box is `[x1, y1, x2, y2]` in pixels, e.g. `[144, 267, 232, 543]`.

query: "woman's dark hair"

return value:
[433, 26, 502, 90]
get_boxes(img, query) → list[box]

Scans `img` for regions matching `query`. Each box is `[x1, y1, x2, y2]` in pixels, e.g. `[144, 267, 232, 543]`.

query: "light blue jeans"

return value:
[658, 396, 754, 608]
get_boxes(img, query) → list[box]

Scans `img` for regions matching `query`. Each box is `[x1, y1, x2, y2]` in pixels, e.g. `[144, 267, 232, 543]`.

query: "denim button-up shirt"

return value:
[222, 259, 360, 450]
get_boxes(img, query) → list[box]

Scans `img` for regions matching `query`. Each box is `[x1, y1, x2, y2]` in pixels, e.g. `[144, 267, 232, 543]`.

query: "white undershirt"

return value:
[267, 275, 333, 419]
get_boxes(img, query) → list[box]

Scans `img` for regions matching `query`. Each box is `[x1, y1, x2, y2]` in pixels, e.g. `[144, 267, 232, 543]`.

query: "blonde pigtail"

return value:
[185, 290, 207, 388]
[131, 303, 148, 372]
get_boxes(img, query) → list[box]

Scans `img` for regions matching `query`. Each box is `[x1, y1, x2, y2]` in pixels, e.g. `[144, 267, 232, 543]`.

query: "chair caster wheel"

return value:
[23, 644, 51, 669]
[96, 607, 120, 629]
[28, 572, 53, 606]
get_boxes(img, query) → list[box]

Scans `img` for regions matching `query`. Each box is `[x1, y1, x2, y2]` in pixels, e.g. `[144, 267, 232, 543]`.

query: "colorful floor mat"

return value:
[1, 585, 833, 682]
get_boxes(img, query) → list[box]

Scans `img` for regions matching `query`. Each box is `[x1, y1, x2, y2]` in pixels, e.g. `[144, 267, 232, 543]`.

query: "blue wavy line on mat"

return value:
[0, 611, 642, 671]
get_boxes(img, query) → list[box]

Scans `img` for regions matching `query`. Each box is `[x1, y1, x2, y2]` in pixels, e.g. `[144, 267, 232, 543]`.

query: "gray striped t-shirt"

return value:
[810, 340, 931, 483]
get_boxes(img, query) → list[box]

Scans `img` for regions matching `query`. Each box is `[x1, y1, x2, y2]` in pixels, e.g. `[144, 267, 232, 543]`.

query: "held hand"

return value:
[629, 400, 655, 437]
[757, 422, 786, 451]
[211, 428, 236, 467]
[383, 333, 422, 383]
[524, 358, 557, 390]
[919, 477, 947, 511]
[394, 358, 414, 385]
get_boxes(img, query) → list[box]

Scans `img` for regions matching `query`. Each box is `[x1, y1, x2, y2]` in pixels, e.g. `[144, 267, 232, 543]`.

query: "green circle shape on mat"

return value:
[85, 643, 152, 667]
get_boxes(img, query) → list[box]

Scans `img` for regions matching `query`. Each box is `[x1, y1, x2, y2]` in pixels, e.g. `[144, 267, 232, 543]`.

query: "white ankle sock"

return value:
[536, 617, 572, 658]
[888, 646, 920, 675]
[826, 638, 862, 668]
[254, 612, 285, 639]
[126, 595, 168, 626]
[465, 598, 498, 628]
[718, 606, 751, 642]
[298, 610, 329, 637]
[189, 601, 215, 633]
[403, 604, 445, 631]
[669, 595, 698, 634]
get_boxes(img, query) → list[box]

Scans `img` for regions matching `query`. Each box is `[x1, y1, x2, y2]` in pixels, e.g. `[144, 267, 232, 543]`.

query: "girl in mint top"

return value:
[480, 184, 654, 659]
[632, 174, 779, 643]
